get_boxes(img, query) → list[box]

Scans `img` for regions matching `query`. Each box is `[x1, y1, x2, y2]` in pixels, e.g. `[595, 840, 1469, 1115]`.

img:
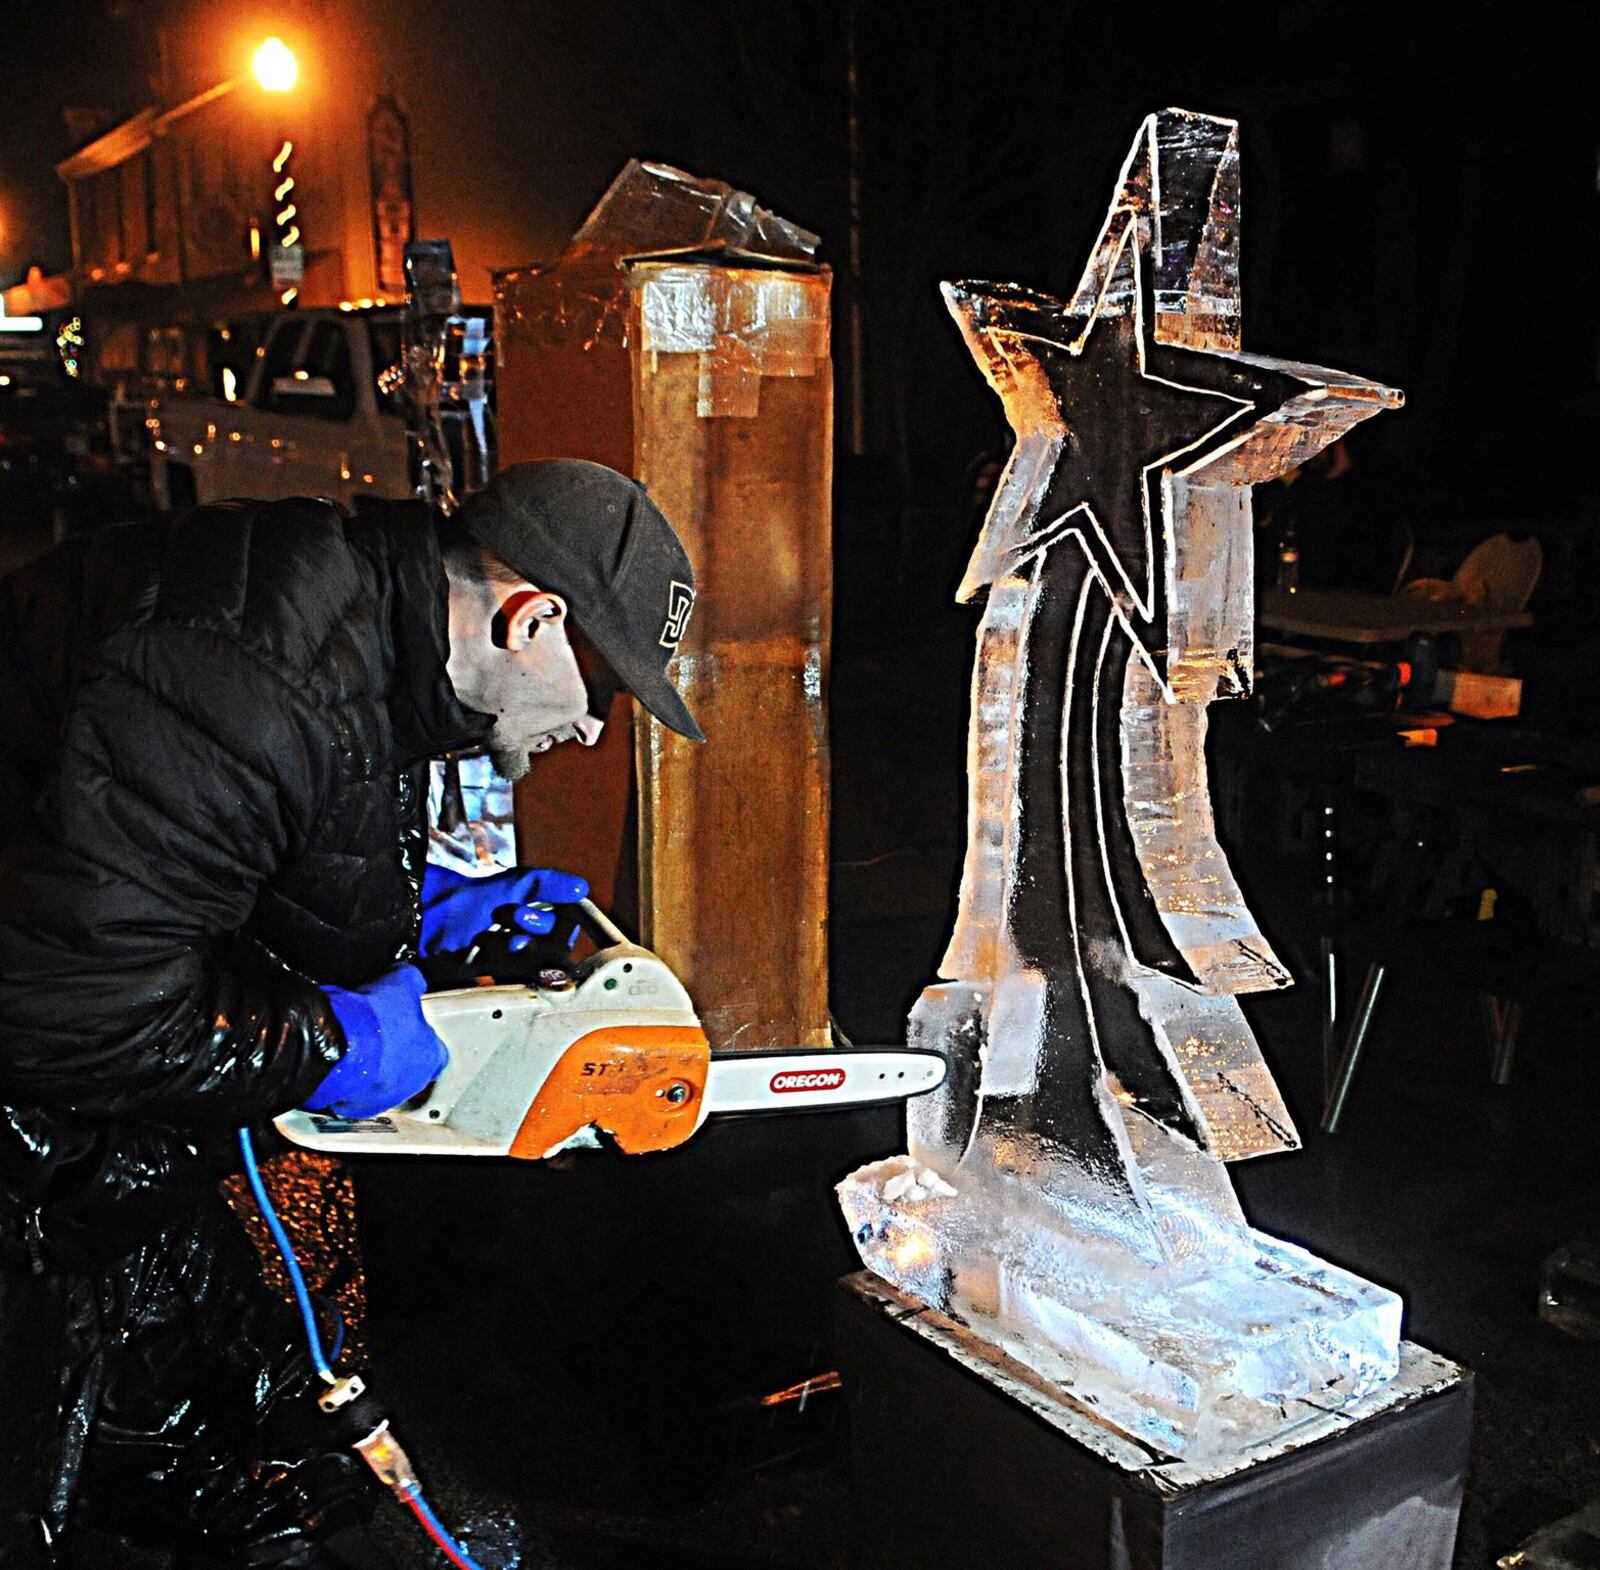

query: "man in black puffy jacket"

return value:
[0, 460, 701, 1567]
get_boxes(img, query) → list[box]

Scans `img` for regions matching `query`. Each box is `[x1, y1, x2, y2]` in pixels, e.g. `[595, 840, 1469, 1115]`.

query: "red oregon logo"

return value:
[770, 1068, 847, 1094]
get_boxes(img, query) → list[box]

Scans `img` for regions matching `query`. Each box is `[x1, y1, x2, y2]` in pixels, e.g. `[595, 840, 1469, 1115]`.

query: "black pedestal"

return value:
[837, 1272, 1472, 1570]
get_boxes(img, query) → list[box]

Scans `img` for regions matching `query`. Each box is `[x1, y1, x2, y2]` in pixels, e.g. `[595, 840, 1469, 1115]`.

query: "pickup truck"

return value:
[146, 306, 409, 510]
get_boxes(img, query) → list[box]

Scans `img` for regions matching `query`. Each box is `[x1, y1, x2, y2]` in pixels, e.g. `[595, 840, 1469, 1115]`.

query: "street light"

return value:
[151, 35, 300, 130]
[252, 37, 299, 94]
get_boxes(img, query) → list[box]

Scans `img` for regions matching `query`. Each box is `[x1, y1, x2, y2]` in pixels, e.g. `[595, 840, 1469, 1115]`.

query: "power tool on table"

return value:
[276, 900, 945, 1161]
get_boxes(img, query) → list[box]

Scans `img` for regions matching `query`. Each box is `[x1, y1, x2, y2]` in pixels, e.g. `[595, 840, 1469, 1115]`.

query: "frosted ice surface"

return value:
[841, 1156, 1402, 1462]
[842, 109, 1405, 1461]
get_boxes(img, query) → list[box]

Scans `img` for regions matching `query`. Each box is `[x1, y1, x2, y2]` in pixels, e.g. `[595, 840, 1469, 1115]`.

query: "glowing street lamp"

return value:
[252, 37, 299, 95]
[147, 34, 301, 132]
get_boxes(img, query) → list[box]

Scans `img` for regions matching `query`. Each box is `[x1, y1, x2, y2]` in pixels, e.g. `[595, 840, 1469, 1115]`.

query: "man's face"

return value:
[485, 608, 590, 780]
[478, 598, 630, 781]
[445, 567, 630, 779]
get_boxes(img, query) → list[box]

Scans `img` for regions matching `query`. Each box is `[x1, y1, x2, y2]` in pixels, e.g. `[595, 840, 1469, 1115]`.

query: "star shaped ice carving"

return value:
[945, 108, 1402, 690]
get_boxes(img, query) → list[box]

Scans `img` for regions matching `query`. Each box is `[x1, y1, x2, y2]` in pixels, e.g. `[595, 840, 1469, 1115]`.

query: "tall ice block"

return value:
[628, 259, 834, 1052]
[495, 164, 834, 1053]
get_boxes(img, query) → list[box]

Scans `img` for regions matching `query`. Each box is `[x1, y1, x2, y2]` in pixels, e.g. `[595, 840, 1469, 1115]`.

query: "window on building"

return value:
[143, 147, 159, 258]
[94, 321, 139, 379]
[145, 327, 186, 387]
[81, 171, 122, 272]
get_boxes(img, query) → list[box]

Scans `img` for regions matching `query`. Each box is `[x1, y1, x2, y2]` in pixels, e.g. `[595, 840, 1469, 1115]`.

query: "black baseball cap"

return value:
[456, 460, 704, 742]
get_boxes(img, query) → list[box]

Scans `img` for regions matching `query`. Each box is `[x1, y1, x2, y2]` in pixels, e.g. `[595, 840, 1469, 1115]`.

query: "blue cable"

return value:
[237, 1126, 336, 1384]
[238, 1125, 487, 1569]
[313, 1293, 347, 1366]
[405, 1487, 489, 1570]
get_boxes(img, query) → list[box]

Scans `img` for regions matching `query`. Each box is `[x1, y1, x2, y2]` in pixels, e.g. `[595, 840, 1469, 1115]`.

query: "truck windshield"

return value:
[297, 322, 355, 420]
[258, 319, 356, 420]
[254, 322, 305, 412]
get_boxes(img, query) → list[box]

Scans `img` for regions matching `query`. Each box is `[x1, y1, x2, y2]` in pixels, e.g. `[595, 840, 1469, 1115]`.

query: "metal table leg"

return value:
[1489, 997, 1524, 1086]
[1322, 961, 1387, 1133]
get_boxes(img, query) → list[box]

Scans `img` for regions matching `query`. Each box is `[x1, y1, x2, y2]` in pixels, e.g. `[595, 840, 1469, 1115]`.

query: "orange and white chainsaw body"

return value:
[276, 904, 946, 1162]
[276, 936, 712, 1160]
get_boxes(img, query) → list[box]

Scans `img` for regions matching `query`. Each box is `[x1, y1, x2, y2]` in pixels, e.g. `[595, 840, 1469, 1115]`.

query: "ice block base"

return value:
[839, 1157, 1403, 1463]
[837, 1272, 1471, 1570]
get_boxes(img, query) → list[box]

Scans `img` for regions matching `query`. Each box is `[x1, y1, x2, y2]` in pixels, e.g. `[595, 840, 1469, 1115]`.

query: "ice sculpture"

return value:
[841, 109, 1405, 1461]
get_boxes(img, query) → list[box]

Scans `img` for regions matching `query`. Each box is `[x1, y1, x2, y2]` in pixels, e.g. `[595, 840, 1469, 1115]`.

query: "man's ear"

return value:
[495, 589, 567, 652]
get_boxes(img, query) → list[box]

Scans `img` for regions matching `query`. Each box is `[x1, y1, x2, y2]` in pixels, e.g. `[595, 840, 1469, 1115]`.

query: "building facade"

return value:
[53, 24, 412, 393]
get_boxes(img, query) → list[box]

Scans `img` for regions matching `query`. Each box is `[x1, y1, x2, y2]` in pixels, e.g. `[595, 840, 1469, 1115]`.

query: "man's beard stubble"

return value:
[490, 722, 583, 781]
[490, 744, 532, 782]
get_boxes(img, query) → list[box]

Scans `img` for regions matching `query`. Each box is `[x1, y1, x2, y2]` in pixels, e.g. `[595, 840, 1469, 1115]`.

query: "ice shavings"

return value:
[879, 1158, 960, 1206]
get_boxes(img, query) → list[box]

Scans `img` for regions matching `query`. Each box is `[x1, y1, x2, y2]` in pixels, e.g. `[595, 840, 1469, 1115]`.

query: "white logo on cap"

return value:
[661, 580, 695, 650]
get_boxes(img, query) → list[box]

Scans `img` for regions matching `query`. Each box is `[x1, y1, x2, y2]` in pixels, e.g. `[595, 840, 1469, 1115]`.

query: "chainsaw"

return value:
[275, 900, 945, 1161]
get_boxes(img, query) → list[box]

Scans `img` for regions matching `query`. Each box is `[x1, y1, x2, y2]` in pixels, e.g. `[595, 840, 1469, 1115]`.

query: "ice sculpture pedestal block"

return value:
[837, 1273, 1471, 1570]
[839, 1158, 1404, 1461]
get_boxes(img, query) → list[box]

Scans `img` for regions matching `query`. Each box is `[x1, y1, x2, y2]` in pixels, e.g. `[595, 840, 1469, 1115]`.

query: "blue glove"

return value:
[419, 862, 590, 955]
[304, 966, 449, 1119]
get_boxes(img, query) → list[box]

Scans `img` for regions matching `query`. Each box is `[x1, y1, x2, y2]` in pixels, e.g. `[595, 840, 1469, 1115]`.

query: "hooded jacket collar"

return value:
[352, 502, 495, 767]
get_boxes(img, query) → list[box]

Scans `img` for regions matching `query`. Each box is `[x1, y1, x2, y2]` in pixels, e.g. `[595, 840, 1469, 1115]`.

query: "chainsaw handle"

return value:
[574, 898, 629, 949]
